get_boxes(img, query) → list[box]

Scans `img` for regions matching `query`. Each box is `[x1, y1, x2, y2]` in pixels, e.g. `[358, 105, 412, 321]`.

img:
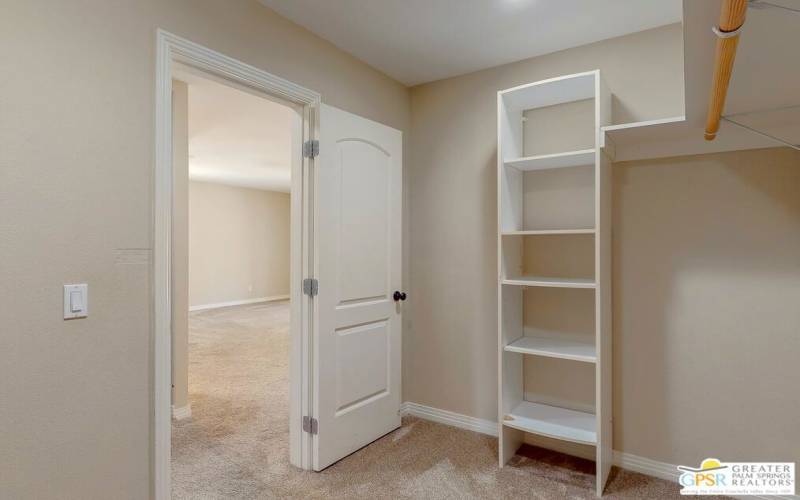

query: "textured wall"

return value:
[612, 148, 800, 465]
[0, 1, 408, 498]
[188, 182, 290, 307]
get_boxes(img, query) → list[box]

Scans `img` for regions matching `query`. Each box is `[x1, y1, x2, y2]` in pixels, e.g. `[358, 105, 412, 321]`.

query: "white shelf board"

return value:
[502, 276, 596, 289]
[502, 229, 595, 236]
[600, 115, 779, 162]
[505, 336, 596, 363]
[499, 71, 596, 111]
[600, 115, 686, 148]
[503, 401, 597, 445]
[504, 149, 595, 171]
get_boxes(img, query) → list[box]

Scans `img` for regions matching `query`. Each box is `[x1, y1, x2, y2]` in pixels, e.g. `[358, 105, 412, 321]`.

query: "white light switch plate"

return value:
[64, 284, 88, 319]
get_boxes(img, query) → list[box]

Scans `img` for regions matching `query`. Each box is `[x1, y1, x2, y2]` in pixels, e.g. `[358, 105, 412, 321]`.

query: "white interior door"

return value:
[313, 104, 403, 470]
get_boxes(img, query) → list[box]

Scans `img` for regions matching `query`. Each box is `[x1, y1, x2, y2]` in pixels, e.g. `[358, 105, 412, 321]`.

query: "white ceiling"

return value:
[177, 70, 293, 192]
[259, 0, 682, 86]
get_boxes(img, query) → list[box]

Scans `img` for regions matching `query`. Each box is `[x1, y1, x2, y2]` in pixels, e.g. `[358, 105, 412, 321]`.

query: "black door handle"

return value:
[393, 291, 407, 302]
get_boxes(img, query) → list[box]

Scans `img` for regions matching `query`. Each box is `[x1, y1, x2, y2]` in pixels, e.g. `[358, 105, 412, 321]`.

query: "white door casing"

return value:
[155, 30, 321, 498]
[313, 104, 403, 470]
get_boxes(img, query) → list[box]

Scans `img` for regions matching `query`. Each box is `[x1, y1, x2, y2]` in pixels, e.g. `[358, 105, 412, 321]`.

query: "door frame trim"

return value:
[154, 29, 320, 500]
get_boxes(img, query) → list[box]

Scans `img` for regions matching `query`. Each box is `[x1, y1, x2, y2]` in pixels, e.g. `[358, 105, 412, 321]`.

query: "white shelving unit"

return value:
[501, 276, 596, 289]
[497, 70, 612, 497]
[504, 336, 596, 363]
[599, 115, 779, 163]
[502, 229, 595, 236]
[505, 149, 596, 171]
[503, 401, 597, 445]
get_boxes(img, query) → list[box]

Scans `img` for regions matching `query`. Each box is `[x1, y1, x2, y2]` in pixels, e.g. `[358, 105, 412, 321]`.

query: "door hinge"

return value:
[303, 139, 319, 158]
[302, 416, 318, 434]
[303, 278, 319, 297]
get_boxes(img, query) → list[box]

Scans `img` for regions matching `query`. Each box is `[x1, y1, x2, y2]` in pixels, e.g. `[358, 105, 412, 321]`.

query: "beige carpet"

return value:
[172, 301, 719, 499]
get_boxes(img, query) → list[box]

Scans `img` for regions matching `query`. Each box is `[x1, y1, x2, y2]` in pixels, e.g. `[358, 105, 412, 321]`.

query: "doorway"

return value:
[169, 67, 298, 497]
[154, 31, 404, 499]
[154, 31, 319, 498]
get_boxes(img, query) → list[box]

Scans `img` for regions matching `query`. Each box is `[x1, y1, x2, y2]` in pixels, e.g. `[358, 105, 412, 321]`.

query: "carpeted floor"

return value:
[172, 301, 719, 499]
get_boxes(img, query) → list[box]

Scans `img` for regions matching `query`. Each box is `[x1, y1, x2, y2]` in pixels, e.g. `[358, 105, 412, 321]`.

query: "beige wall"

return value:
[189, 182, 290, 307]
[407, 22, 800, 467]
[613, 147, 800, 465]
[406, 23, 684, 423]
[172, 80, 190, 411]
[0, 1, 409, 498]
[3, 2, 795, 495]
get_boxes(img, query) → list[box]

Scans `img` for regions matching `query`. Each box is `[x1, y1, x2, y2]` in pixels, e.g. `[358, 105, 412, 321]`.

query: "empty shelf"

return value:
[601, 115, 686, 133]
[504, 149, 595, 171]
[502, 276, 596, 289]
[505, 336, 596, 363]
[503, 401, 596, 445]
[501, 229, 595, 236]
[499, 71, 597, 111]
[597, 116, 773, 162]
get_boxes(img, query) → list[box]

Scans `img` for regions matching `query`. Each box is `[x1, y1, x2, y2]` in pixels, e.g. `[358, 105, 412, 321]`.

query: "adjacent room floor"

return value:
[171, 302, 708, 499]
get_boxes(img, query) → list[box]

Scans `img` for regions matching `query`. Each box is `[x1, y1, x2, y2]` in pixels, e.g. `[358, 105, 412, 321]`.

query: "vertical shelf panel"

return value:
[497, 92, 524, 465]
[595, 72, 612, 497]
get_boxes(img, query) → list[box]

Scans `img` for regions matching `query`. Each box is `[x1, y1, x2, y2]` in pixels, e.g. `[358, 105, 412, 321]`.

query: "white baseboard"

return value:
[611, 451, 797, 500]
[400, 401, 498, 437]
[171, 404, 191, 420]
[189, 295, 289, 312]
[612, 449, 677, 481]
[400, 401, 798, 499]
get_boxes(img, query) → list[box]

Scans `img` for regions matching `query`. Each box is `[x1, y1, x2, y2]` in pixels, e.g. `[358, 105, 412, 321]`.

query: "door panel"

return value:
[337, 140, 391, 304]
[314, 104, 402, 470]
[334, 320, 389, 415]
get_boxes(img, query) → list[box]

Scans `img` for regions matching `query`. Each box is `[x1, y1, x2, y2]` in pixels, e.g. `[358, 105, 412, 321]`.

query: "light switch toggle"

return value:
[70, 291, 83, 312]
[64, 284, 88, 319]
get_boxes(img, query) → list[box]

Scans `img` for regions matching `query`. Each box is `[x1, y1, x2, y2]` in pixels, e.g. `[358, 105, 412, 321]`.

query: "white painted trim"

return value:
[154, 29, 320, 500]
[171, 404, 192, 420]
[612, 450, 678, 481]
[400, 402, 498, 437]
[189, 295, 289, 312]
[154, 30, 173, 500]
[401, 402, 798, 499]
[612, 451, 799, 500]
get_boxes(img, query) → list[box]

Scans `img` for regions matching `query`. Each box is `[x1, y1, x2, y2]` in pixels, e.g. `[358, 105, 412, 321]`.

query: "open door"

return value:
[312, 104, 403, 470]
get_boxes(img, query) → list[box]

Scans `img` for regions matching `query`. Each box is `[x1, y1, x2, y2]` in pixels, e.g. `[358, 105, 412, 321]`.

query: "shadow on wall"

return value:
[611, 94, 659, 125]
[612, 147, 800, 465]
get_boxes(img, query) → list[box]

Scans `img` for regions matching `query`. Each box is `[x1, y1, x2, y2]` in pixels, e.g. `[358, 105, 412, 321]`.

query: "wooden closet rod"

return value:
[704, 0, 748, 141]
